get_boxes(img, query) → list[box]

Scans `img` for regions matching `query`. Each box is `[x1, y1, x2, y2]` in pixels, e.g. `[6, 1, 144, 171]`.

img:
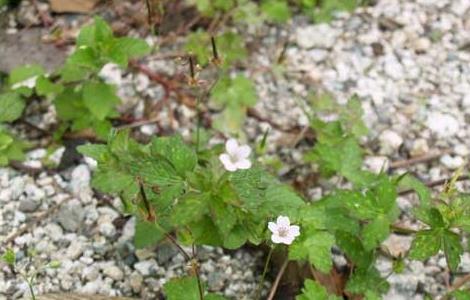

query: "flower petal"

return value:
[276, 216, 290, 227]
[219, 153, 237, 172]
[226, 139, 239, 156]
[280, 236, 295, 245]
[268, 222, 278, 233]
[271, 234, 283, 244]
[238, 145, 252, 158]
[289, 225, 300, 237]
[236, 158, 252, 170]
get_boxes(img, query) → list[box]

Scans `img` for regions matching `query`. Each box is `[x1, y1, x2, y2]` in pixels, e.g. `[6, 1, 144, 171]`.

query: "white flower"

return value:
[219, 139, 252, 172]
[268, 216, 300, 245]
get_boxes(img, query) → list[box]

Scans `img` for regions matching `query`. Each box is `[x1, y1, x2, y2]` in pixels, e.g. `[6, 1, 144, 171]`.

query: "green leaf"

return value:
[2, 248, 16, 266]
[289, 230, 334, 273]
[134, 219, 166, 248]
[397, 174, 431, 207]
[8, 64, 44, 85]
[82, 82, 120, 120]
[150, 135, 197, 176]
[264, 185, 305, 217]
[1, 248, 15, 266]
[336, 231, 373, 268]
[212, 75, 257, 107]
[54, 88, 88, 121]
[230, 167, 267, 212]
[114, 37, 151, 59]
[0, 92, 25, 122]
[77, 16, 113, 48]
[223, 225, 249, 249]
[261, 0, 291, 23]
[296, 279, 341, 300]
[67, 47, 101, 70]
[362, 216, 390, 251]
[164, 276, 200, 300]
[77, 144, 108, 161]
[346, 267, 389, 296]
[443, 230, 463, 271]
[35, 76, 64, 96]
[408, 229, 442, 260]
[453, 290, 470, 300]
[171, 193, 209, 226]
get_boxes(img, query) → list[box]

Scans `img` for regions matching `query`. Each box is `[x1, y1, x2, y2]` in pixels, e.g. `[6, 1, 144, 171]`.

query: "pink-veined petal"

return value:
[271, 234, 283, 244]
[225, 139, 239, 156]
[268, 222, 278, 233]
[236, 158, 252, 170]
[289, 225, 300, 237]
[219, 154, 237, 172]
[276, 216, 290, 228]
[280, 235, 295, 245]
[238, 145, 252, 158]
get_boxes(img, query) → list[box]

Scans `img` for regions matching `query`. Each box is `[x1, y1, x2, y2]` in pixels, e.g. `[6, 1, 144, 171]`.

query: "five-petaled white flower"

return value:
[268, 216, 300, 245]
[219, 139, 252, 172]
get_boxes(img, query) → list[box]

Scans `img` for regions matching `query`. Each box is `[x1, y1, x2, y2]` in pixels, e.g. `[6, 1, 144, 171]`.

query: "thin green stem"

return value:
[255, 247, 274, 300]
[192, 244, 204, 300]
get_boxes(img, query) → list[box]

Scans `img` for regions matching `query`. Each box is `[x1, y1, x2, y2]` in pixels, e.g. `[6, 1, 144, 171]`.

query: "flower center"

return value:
[278, 226, 289, 237]
[229, 153, 240, 163]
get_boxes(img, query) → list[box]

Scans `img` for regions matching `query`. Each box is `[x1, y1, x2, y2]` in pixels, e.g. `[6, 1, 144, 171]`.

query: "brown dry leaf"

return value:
[49, 0, 101, 13]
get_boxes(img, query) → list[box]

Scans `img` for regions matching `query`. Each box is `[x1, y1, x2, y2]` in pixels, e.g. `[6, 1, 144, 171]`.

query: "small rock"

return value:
[103, 265, 124, 281]
[134, 260, 158, 276]
[82, 266, 100, 281]
[364, 156, 390, 173]
[129, 272, 143, 292]
[57, 199, 84, 232]
[440, 154, 465, 170]
[295, 24, 339, 49]
[65, 240, 85, 260]
[18, 198, 40, 212]
[379, 130, 404, 154]
[382, 234, 413, 257]
[410, 139, 429, 157]
[70, 165, 91, 200]
[426, 112, 460, 137]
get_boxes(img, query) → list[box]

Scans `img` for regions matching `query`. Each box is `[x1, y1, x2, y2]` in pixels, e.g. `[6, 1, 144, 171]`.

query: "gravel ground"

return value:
[1, 0, 470, 299]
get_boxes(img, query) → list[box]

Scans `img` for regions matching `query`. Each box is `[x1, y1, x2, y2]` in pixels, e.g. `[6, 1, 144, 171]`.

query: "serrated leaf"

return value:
[35, 76, 64, 96]
[408, 229, 442, 260]
[289, 230, 334, 273]
[212, 75, 257, 107]
[77, 144, 108, 161]
[8, 64, 44, 85]
[346, 267, 389, 296]
[54, 88, 88, 121]
[296, 279, 342, 300]
[150, 135, 197, 177]
[362, 216, 390, 250]
[443, 230, 463, 271]
[171, 193, 209, 226]
[397, 173, 431, 207]
[336, 231, 373, 268]
[230, 167, 267, 212]
[223, 225, 248, 249]
[114, 37, 151, 59]
[261, 0, 291, 23]
[134, 219, 166, 248]
[1, 248, 15, 266]
[82, 82, 120, 120]
[67, 47, 101, 70]
[0, 92, 25, 122]
[164, 276, 200, 300]
[77, 16, 113, 48]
